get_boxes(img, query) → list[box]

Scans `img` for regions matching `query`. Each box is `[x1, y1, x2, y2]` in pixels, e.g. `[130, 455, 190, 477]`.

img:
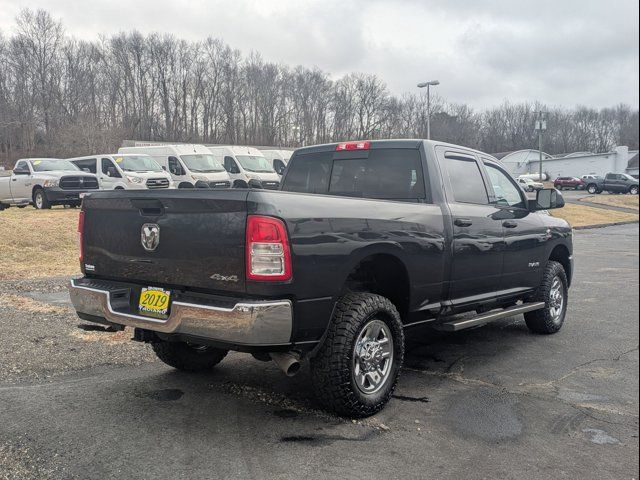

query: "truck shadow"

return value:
[117, 316, 538, 418]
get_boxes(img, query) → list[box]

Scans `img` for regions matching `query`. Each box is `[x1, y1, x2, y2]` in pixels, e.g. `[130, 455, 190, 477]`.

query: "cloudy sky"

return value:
[1, 0, 638, 109]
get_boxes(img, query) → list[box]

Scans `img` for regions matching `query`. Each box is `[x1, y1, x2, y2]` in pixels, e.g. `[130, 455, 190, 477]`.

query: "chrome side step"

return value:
[435, 302, 546, 332]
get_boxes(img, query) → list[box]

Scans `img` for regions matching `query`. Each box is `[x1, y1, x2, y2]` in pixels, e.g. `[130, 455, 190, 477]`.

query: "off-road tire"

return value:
[33, 188, 51, 209]
[310, 292, 404, 418]
[524, 261, 568, 334]
[152, 341, 228, 371]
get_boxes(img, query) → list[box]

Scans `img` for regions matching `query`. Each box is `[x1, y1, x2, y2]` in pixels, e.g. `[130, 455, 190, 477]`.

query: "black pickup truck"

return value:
[69, 139, 573, 417]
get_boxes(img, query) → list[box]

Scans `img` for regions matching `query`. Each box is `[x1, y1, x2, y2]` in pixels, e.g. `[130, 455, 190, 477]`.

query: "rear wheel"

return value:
[310, 292, 404, 418]
[152, 341, 228, 371]
[524, 261, 568, 334]
[33, 188, 51, 210]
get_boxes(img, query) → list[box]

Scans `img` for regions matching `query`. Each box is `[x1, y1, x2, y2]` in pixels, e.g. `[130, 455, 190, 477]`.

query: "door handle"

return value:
[502, 220, 518, 228]
[454, 218, 473, 227]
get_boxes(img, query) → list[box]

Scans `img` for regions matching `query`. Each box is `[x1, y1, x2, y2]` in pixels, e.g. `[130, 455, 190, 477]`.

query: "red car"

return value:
[554, 177, 585, 190]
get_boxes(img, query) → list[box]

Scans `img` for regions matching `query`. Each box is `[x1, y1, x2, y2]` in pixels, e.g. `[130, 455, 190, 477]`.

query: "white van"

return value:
[117, 144, 231, 188]
[69, 154, 173, 190]
[259, 149, 293, 176]
[207, 145, 281, 189]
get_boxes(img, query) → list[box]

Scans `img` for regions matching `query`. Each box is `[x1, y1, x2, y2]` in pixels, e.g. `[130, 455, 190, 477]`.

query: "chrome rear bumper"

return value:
[68, 278, 293, 345]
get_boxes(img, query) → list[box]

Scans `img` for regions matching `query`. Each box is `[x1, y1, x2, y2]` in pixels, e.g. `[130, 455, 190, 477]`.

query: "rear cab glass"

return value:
[281, 146, 426, 202]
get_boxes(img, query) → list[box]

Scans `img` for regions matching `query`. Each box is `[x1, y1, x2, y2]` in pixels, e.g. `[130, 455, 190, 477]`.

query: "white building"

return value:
[495, 146, 639, 180]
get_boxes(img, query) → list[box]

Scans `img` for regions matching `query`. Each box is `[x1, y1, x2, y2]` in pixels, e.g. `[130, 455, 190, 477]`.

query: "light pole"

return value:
[417, 80, 440, 140]
[534, 111, 547, 182]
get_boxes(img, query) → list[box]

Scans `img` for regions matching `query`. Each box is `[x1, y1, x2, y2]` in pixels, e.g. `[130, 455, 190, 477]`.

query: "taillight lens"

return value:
[78, 210, 85, 264]
[336, 141, 370, 151]
[246, 215, 291, 281]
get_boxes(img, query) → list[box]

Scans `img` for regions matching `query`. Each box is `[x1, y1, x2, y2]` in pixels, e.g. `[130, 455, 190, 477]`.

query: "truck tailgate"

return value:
[81, 189, 249, 293]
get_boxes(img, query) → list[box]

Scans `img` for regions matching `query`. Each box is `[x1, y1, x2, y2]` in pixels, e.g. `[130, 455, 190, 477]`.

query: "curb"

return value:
[574, 220, 639, 230]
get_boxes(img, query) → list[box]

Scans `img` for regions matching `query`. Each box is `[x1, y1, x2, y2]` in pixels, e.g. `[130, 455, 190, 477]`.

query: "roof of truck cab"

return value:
[291, 139, 499, 161]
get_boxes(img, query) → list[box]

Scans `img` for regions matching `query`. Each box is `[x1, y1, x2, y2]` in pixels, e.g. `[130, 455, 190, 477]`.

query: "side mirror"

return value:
[247, 179, 263, 189]
[107, 166, 119, 177]
[161, 166, 167, 171]
[530, 188, 565, 211]
[82, 168, 91, 173]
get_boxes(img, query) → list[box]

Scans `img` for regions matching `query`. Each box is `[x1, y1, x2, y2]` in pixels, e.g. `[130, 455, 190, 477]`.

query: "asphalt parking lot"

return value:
[0, 224, 638, 480]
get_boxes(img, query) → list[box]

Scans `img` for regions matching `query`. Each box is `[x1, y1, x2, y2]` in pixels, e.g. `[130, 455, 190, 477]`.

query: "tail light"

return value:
[246, 215, 291, 281]
[78, 210, 85, 264]
[336, 141, 370, 151]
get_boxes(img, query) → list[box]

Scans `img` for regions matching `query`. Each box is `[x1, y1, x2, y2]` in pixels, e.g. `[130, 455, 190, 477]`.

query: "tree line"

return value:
[1, 9, 638, 168]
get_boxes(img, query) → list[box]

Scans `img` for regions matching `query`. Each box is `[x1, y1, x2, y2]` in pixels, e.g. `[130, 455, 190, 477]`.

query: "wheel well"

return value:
[343, 254, 410, 319]
[549, 245, 571, 286]
[31, 185, 44, 199]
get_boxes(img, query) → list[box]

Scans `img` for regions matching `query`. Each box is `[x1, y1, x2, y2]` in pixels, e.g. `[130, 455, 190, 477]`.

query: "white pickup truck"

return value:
[0, 158, 99, 210]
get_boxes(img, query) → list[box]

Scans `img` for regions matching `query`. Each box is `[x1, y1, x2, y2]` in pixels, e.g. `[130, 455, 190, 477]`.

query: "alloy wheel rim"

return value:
[352, 319, 394, 395]
[35, 192, 43, 208]
[549, 276, 565, 323]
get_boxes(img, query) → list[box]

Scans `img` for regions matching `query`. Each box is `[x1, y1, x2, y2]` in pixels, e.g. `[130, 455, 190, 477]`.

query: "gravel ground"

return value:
[0, 225, 638, 479]
[0, 276, 156, 384]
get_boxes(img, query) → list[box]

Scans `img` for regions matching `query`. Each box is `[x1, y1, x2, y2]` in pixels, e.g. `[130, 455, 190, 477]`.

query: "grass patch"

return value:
[0, 207, 80, 280]
[580, 194, 639, 211]
[551, 203, 639, 228]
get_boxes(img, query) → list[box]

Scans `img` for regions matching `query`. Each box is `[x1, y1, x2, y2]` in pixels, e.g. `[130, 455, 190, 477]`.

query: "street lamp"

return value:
[534, 111, 547, 182]
[417, 80, 440, 140]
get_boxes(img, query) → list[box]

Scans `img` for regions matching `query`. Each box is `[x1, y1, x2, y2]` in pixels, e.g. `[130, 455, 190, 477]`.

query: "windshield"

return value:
[236, 155, 275, 173]
[114, 155, 163, 172]
[622, 174, 636, 181]
[180, 154, 225, 172]
[30, 159, 79, 172]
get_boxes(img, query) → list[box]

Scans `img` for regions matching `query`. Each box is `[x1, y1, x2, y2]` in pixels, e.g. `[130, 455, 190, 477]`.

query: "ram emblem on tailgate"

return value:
[141, 224, 160, 252]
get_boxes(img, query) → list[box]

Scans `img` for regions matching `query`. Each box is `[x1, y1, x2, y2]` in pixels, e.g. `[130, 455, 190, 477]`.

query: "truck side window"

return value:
[102, 158, 121, 178]
[14, 161, 30, 174]
[168, 156, 184, 176]
[485, 164, 526, 208]
[443, 157, 488, 205]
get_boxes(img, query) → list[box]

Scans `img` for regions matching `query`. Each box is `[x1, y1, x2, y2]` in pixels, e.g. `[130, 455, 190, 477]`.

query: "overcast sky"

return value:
[1, 0, 638, 109]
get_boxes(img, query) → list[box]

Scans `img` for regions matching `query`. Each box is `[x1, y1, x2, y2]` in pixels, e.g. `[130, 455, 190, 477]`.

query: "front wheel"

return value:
[310, 293, 404, 418]
[586, 184, 598, 194]
[524, 261, 568, 334]
[630, 185, 639, 195]
[33, 188, 51, 210]
[152, 341, 228, 371]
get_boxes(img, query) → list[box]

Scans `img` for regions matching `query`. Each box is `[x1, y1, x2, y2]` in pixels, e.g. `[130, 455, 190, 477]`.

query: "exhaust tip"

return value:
[270, 352, 301, 377]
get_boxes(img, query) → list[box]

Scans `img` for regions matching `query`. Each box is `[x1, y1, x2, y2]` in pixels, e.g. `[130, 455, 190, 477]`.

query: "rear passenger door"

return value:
[437, 147, 504, 305]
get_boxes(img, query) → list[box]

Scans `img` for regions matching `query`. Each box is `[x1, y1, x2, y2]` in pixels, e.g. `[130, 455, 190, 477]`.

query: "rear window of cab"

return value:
[281, 148, 426, 201]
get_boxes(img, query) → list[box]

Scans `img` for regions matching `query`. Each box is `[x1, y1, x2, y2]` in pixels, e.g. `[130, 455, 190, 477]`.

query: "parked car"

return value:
[68, 139, 572, 417]
[118, 144, 231, 189]
[0, 158, 99, 210]
[69, 154, 173, 190]
[554, 177, 585, 190]
[602, 173, 639, 195]
[208, 145, 281, 189]
[516, 177, 544, 192]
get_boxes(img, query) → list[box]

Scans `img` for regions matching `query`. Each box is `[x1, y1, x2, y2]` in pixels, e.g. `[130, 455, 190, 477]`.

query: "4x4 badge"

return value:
[141, 223, 160, 251]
